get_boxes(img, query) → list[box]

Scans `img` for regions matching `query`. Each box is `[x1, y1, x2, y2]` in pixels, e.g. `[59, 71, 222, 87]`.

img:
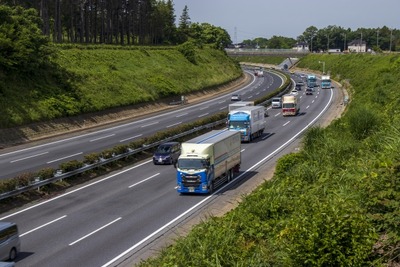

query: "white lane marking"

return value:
[119, 134, 143, 143]
[167, 122, 182, 128]
[0, 71, 264, 159]
[10, 152, 49, 163]
[219, 106, 227, 110]
[218, 100, 226, 104]
[90, 134, 115, 142]
[312, 100, 315, 103]
[198, 113, 209, 118]
[283, 121, 290, 126]
[0, 159, 153, 220]
[141, 122, 159, 128]
[129, 173, 160, 188]
[69, 217, 121, 246]
[20, 215, 67, 237]
[175, 113, 188, 118]
[274, 113, 280, 117]
[306, 105, 310, 109]
[199, 106, 209, 111]
[47, 152, 83, 164]
[101, 85, 335, 266]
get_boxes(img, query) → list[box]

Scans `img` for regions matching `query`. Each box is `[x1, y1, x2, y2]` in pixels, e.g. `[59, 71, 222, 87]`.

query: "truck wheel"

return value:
[209, 182, 214, 193]
[227, 169, 233, 182]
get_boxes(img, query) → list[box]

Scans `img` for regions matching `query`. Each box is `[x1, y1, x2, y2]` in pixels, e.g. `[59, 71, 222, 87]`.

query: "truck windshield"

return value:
[178, 158, 208, 169]
[283, 103, 295, 108]
[228, 121, 247, 129]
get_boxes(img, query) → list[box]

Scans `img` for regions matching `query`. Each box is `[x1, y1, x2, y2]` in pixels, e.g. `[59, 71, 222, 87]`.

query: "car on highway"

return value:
[153, 142, 181, 165]
[306, 87, 314, 95]
[290, 90, 299, 95]
[271, 97, 282, 108]
[230, 94, 241, 101]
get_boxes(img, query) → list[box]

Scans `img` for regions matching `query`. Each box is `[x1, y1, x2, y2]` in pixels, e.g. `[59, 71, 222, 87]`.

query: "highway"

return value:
[0, 71, 339, 267]
[0, 71, 281, 180]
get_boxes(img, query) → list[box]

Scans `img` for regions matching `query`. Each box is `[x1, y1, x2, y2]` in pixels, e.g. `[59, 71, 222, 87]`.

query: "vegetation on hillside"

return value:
[137, 55, 400, 266]
[0, 44, 241, 128]
[0, 4, 241, 128]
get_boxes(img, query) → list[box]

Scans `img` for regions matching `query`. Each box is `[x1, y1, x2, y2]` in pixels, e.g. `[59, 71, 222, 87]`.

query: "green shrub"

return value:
[59, 160, 84, 172]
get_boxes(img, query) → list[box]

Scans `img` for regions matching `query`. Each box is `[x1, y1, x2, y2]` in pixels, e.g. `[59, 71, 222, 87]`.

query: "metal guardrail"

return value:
[0, 119, 226, 200]
[0, 67, 290, 200]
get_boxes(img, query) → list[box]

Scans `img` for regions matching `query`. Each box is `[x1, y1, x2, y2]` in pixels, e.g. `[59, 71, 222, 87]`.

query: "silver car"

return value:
[271, 97, 282, 108]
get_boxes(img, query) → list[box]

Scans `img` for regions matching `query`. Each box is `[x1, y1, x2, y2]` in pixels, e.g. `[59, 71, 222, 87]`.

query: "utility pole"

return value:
[390, 28, 393, 52]
[376, 28, 379, 48]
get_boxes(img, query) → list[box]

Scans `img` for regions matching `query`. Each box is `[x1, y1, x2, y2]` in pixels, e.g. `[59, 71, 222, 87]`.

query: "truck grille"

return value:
[182, 175, 201, 187]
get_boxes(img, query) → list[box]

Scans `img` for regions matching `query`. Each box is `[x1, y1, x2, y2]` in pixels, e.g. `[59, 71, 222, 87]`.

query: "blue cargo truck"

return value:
[227, 106, 266, 142]
[176, 130, 241, 194]
[307, 74, 317, 87]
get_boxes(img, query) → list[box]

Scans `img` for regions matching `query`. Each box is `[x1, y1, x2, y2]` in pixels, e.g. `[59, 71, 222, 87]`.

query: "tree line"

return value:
[0, 1, 231, 47]
[242, 25, 399, 52]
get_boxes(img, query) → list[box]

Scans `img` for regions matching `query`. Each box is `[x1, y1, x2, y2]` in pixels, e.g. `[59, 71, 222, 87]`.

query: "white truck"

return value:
[282, 94, 300, 116]
[176, 130, 241, 194]
[228, 101, 254, 112]
[227, 105, 266, 142]
[321, 75, 331, 89]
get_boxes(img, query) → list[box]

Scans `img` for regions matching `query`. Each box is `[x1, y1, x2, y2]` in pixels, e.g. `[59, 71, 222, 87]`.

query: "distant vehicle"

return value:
[228, 101, 254, 112]
[295, 83, 302, 90]
[282, 94, 300, 116]
[306, 87, 314, 95]
[290, 90, 299, 95]
[300, 74, 306, 78]
[176, 130, 241, 194]
[230, 94, 241, 101]
[307, 74, 317, 88]
[296, 81, 304, 86]
[321, 75, 331, 89]
[153, 142, 181, 165]
[271, 97, 282, 108]
[227, 106, 266, 142]
[0, 222, 20, 261]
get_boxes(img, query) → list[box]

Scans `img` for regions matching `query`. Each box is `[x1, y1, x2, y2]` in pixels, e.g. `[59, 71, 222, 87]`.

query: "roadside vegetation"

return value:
[137, 54, 400, 266]
[0, 43, 242, 128]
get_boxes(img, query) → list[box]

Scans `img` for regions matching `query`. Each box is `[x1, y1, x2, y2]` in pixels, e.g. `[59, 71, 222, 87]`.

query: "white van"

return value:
[0, 222, 20, 261]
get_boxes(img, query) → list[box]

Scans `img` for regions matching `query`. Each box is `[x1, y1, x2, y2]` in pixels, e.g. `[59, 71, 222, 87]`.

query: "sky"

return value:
[172, 0, 399, 43]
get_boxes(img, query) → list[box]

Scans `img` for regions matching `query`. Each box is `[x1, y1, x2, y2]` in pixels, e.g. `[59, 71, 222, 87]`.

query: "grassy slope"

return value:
[0, 46, 242, 128]
[137, 54, 400, 267]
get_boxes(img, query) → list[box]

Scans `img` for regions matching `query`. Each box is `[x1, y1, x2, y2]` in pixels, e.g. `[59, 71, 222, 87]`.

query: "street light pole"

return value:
[327, 34, 330, 52]
[342, 33, 346, 52]
[390, 28, 393, 52]
[376, 28, 379, 48]
[318, 61, 325, 74]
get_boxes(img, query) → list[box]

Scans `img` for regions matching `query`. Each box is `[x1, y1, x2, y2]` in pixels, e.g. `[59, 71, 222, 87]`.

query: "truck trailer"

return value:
[176, 130, 241, 194]
[227, 106, 266, 142]
[282, 94, 300, 116]
[321, 75, 331, 89]
[228, 101, 255, 112]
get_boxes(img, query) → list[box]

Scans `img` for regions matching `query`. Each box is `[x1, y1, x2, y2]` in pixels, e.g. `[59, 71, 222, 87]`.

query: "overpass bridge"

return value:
[225, 48, 309, 58]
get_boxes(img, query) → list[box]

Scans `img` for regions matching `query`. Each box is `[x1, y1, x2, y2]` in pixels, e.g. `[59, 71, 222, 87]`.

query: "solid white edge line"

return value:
[0, 160, 153, 221]
[101, 88, 334, 267]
